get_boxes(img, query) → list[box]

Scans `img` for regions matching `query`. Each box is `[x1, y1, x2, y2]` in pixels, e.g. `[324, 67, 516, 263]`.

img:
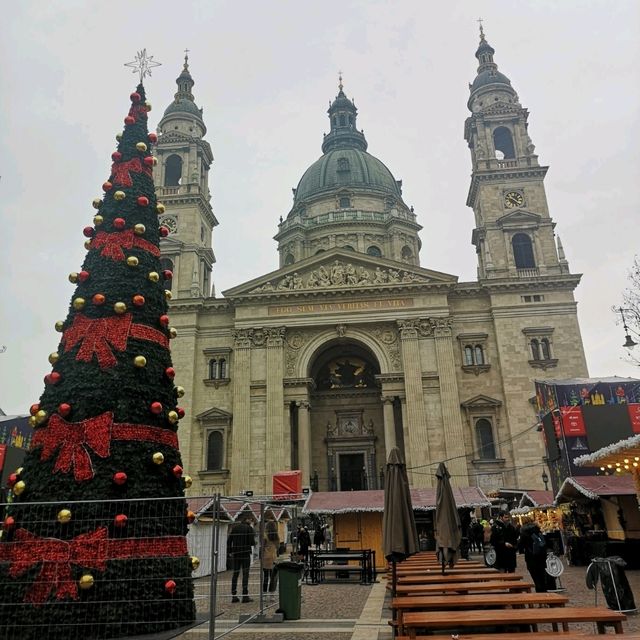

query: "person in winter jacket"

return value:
[262, 512, 280, 593]
[490, 512, 518, 572]
[518, 519, 553, 592]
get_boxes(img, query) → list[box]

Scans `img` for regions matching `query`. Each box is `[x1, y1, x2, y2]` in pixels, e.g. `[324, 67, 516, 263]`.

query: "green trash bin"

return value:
[276, 560, 304, 620]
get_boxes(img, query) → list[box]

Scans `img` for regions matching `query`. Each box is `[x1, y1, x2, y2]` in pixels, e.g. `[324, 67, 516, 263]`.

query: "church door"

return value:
[339, 453, 365, 491]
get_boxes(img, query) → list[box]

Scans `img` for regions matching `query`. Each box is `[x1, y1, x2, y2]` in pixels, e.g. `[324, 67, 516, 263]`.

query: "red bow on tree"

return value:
[32, 413, 112, 481]
[110, 157, 151, 187]
[91, 229, 160, 261]
[1, 527, 109, 604]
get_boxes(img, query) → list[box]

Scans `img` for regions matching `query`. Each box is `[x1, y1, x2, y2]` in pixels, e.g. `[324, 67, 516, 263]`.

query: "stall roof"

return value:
[574, 434, 640, 468]
[555, 475, 636, 504]
[302, 487, 490, 515]
[519, 490, 555, 509]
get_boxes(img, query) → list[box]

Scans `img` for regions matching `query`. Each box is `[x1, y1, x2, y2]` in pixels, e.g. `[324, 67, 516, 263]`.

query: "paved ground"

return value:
[182, 552, 640, 638]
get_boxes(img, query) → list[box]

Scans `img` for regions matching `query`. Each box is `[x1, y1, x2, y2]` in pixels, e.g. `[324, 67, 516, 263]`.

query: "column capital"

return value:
[381, 395, 395, 405]
[296, 400, 311, 410]
[232, 328, 254, 348]
[432, 316, 454, 338]
[266, 326, 286, 347]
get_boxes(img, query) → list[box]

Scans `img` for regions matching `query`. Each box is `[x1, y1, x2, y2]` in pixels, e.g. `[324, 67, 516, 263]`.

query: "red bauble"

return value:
[132, 295, 145, 307]
[78, 270, 90, 283]
[113, 472, 127, 486]
[58, 403, 71, 417]
[29, 403, 40, 416]
[124, 115, 136, 125]
[83, 226, 95, 238]
[148, 132, 158, 144]
[172, 465, 183, 478]
[164, 580, 177, 595]
[177, 407, 185, 419]
[136, 196, 149, 207]
[45, 371, 61, 385]
[143, 155, 155, 167]
[7, 473, 17, 487]
[159, 315, 170, 327]
[165, 367, 176, 380]
[159, 226, 169, 238]
[186, 510, 196, 524]
[113, 218, 126, 230]
[102, 181, 113, 191]
[114, 514, 128, 527]
[130, 92, 141, 103]
[150, 402, 163, 415]
[92, 293, 106, 306]
[163, 270, 173, 280]
[3, 516, 15, 530]
[111, 151, 122, 162]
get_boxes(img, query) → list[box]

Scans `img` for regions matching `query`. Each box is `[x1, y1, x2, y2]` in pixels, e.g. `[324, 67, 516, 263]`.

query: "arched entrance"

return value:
[308, 341, 384, 491]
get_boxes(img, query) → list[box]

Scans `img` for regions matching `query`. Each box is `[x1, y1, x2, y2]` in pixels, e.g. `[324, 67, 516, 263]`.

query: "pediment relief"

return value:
[196, 408, 232, 423]
[223, 249, 457, 297]
[461, 394, 502, 409]
[159, 131, 194, 144]
[482, 102, 521, 117]
[496, 209, 541, 228]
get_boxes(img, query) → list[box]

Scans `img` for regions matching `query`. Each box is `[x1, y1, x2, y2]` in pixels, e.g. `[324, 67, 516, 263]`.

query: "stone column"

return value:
[397, 319, 431, 487]
[265, 327, 286, 483]
[432, 317, 468, 484]
[399, 396, 412, 469]
[230, 329, 253, 494]
[297, 400, 312, 487]
[381, 395, 397, 455]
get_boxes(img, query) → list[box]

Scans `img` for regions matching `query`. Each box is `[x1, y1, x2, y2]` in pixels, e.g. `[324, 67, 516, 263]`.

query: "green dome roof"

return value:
[163, 98, 203, 118]
[294, 148, 402, 203]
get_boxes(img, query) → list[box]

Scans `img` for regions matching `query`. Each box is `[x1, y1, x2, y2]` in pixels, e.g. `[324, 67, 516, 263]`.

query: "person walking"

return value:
[313, 525, 325, 550]
[491, 512, 517, 573]
[518, 519, 552, 592]
[297, 525, 311, 563]
[228, 515, 256, 603]
[262, 512, 280, 594]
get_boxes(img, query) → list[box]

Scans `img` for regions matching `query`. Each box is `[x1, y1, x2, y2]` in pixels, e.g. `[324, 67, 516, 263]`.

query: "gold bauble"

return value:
[93, 214, 104, 226]
[134, 355, 147, 368]
[28, 415, 37, 427]
[190, 556, 200, 571]
[55, 321, 65, 332]
[15, 467, 23, 476]
[114, 191, 126, 201]
[73, 297, 86, 310]
[136, 142, 148, 152]
[78, 574, 94, 590]
[13, 481, 25, 496]
[35, 409, 47, 424]
[92, 198, 102, 209]
[165, 290, 172, 300]
[152, 452, 165, 465]
[184, 475, 193, 488]
[156, 203, 165, 214]
[152, 157, 158, 165]
[169, 327, 178, 339]
[116, 132, 123, 141]
[145, 101, 152, 111]
[134, 224, 146, 235]
[176, 386, 185, 398]
[57, 509, 72, 524]
[68, 272, 78, 283]
[84, 239, 92, 250]
[114, 302, 127, 314]
[148, 272, 160, 283]
[167, 411, 179, 424]
[126, 256, 139, 267]
[48, 352, 60, 364]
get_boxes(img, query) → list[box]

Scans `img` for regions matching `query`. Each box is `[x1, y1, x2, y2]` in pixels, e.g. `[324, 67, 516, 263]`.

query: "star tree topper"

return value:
[124, 49, 162, 82]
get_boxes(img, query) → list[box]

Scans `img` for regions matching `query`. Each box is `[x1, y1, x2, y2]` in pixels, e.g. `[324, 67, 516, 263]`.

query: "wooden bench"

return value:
[396, 634, 639, 640]
[398, 572, 523, 584]
[396, 567, 498, 576]
[401, 606, 627, 637]
[394, 580, 533, 596]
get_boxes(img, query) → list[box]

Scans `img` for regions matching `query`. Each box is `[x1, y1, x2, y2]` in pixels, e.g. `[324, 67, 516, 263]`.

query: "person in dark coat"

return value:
[313, 526, 325, 550]
[491, 512, 517, 573]
[297, 525, 311, 563]
[518, 519, 553, 592]
[228, 515, 256, 602]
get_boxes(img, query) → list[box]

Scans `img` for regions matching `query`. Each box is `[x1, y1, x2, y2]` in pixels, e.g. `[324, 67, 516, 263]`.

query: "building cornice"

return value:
[466, 166, 549, 208]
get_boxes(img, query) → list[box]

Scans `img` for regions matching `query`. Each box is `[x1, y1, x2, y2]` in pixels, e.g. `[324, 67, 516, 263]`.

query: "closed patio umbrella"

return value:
[383, 447, 418, 601]
[435, 462, 461, 574]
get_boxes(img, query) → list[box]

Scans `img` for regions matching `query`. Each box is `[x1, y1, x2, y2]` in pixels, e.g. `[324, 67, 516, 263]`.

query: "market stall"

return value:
[510, 490, 564, 554]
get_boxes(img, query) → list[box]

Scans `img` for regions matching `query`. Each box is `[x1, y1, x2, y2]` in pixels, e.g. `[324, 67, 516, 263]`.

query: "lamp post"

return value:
[541, 469, 549, 491]
[616, 307, 638, 349]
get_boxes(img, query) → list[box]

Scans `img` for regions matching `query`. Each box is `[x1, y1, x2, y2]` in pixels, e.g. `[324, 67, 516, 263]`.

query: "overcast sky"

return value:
[1, 0, 639, 415]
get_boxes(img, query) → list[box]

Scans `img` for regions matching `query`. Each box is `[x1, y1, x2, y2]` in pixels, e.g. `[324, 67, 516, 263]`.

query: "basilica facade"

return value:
[154, 31, 588, 496]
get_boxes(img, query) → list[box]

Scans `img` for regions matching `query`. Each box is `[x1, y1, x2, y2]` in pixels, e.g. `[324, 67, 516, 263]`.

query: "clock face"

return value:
[504, 191, 524, 208]
[160, 215, 178, 234]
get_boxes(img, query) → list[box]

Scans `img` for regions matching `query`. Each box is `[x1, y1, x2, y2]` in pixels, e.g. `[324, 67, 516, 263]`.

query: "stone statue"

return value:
[388, 269, 400, 283]
[307, 270, 319, 288]
[318, 265, 331, 286]
[345, 263, 357, 285]
[358, 267, 371, 284]
[331, 260, 346, 285]
[373, 267, 387, 284]
[292, 272, 304, 289]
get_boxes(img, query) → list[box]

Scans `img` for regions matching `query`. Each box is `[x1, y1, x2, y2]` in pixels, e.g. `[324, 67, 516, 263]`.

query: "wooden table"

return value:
[398, 572, 523, 584]
[401, 606, 627, 637]
[396, 566, 498, 576]
[398, 634, 640, 640]
[392, 592, 568, 635]
[394, 580, 533, 596]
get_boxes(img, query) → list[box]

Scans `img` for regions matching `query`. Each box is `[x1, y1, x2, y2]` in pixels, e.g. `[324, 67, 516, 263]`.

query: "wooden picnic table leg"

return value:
[596, 622, 605, 634]
[614, 621, 624, 634]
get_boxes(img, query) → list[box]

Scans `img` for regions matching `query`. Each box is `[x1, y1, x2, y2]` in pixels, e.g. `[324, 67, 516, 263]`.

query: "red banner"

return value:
[628, 404, 640, 434]
[0, 444, 6, 471]
[552, 413, 562, 438]
[560, 406, 586, 436]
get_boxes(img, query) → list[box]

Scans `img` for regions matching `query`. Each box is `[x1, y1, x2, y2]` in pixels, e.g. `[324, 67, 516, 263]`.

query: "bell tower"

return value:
[464, 27, 568, 280]
[154, 54, 217, 298]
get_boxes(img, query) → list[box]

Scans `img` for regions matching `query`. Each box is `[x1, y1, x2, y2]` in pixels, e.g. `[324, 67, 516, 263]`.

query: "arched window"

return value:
[339, 196, 351, 209]
[218, 358, 227, 379]
[530, 339, 541, 361]
[343, 245, 355, 251]
[474, 345, 485, 365]
[464, 346, 474, 366]
[165, 154, 183, 186]
[541, 338, 551, 360]
[493, 126, 515, 159]
[512, 233, 536, 268]
[339, 114, 346, 126]
[315, 249, 325, 255]
[160, 258, 174, 291]
[208, 358, 218, 379]
[476, 419, 496, 459]
[401, 245, 413, 261]
[367, 245, 382, 257]
[207, 431, 223, 471]
[337, 157, 350, 172]
[284, 253, 295, 265]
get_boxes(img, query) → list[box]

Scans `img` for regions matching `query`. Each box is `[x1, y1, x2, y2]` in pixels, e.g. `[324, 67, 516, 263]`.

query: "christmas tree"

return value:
[0, 53, 196, 638]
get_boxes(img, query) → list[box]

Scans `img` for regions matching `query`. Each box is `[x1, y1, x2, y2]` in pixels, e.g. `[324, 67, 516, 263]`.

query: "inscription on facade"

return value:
[269, 298, 414, 316]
